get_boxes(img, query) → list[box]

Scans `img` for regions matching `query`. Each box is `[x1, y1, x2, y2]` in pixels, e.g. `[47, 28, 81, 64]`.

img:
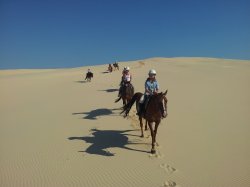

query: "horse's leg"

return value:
[139, 116, 144, 137]
[147, 121, 156, 154]
[122, 98, 126, 106]
[153, 121, 160, 147]
[145, 120, 148, 131]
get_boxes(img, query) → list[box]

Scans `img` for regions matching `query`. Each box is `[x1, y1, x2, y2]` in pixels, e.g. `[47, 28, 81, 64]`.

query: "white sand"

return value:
[0, 57, 250, 187]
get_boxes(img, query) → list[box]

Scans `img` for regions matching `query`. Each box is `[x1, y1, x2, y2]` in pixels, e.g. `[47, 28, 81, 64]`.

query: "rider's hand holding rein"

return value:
[153, 91, 158, 95]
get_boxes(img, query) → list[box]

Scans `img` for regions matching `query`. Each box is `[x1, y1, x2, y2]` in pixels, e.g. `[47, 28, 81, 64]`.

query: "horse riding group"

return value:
[108, 62, 119, 73]
[85, 63, 168, 154]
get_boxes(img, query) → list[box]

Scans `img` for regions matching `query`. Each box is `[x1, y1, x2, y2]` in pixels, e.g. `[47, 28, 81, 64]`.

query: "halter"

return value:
[162, 96, 168, 118]
[158, 94, 168, 118]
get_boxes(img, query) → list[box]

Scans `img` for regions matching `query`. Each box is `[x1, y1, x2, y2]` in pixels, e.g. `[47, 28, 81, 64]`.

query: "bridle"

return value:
[160, 94, 168, 118]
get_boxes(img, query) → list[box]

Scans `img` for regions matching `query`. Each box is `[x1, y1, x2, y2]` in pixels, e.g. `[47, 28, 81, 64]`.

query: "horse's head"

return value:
[156, 90, 168, 118]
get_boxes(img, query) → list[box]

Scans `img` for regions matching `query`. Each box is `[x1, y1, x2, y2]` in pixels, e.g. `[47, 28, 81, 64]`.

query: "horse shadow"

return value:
[72, 108, 113, 120]
[68, 129, 149, 156]
[75, 80, 89, 83]
[99, 88, 119, 93]
[101, 71, 110, 74]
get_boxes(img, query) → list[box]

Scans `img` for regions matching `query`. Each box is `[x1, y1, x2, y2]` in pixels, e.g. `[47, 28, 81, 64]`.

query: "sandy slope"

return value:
[0, 57, 250, 187]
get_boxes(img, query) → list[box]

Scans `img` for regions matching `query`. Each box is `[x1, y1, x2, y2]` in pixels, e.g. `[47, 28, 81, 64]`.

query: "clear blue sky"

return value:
[0, 0, 249, 69]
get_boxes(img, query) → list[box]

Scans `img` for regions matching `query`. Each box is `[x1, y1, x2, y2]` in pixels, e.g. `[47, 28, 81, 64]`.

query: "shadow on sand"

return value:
[99, 88, 119, 93]
[101, 71, 110, 74]
[75, 80, 92, 83]
[68, 129, 149, 156]
[72, 108, 114, 120]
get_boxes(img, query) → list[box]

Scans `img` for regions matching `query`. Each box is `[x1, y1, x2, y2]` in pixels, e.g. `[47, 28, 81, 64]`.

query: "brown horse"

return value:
[121, 90, 168, 154]
[85, 72, 93, 82]
[108, 64, 113, 72]
[113, 62, 119, 71]
[115, 83, 134, 106]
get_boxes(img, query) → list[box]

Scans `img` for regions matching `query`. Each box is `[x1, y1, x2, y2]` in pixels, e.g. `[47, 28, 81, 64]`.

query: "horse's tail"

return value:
[121, 92, 142, 117]
[115, 96, 121, 103]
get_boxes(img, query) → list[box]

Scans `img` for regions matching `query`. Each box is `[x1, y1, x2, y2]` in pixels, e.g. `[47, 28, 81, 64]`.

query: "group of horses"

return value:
[115, 74, 168, 154]
[85, 62, 168, 154]
[108, 62, 119, 73]
[85, 63, 119, 82]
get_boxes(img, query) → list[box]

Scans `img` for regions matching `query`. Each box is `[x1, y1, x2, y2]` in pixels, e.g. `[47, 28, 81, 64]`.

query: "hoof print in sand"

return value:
[160, 163, 176, 174]
[163, 180, 179, 187]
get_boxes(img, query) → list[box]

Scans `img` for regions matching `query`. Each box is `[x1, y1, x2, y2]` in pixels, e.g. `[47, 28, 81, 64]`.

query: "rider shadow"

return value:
[72, 108, 113, 120]
[68, 128, 149, 156]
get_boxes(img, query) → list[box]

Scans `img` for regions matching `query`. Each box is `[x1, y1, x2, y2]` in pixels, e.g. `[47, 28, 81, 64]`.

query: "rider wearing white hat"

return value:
[145, 69, 158, 95]
[137, 69, 159, 115]
[122, 67, 131, 82]
[118, 67, 132, 97]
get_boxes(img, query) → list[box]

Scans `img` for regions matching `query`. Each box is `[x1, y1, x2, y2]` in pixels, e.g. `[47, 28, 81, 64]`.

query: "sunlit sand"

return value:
[0, 57, 249, 187]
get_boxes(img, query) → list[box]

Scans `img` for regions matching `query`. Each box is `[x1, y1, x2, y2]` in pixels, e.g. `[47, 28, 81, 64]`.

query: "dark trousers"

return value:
[138, 95, 150, 115]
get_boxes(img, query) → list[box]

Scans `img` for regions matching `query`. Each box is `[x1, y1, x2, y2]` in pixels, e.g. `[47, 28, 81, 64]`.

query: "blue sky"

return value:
[0, 0, 249, 69]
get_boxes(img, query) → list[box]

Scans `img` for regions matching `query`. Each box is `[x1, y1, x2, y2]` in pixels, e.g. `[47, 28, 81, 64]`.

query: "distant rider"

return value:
[85, 69, 93, 80]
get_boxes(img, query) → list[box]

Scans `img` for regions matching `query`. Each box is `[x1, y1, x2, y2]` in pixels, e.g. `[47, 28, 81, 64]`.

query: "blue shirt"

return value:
[145, 79, 159, 95]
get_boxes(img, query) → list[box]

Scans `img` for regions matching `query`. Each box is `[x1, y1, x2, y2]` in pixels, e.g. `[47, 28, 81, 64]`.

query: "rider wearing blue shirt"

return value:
[137, 69, 159, 115]
[145, 73, 159, 95]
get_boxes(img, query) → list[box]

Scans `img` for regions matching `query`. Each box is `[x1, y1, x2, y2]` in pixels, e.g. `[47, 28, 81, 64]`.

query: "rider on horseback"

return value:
[118, 67, 132, 97]
[137, 69, 159, 116]
[85, 69, 93, 80]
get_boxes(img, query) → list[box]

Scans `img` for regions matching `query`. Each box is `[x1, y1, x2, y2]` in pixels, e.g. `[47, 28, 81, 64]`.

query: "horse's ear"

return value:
[163, 89, 168, 96]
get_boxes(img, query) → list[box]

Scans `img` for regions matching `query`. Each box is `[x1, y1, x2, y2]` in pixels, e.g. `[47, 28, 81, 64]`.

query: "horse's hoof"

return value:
[140, 134, 144, 138]
[151, 149, 156, 154]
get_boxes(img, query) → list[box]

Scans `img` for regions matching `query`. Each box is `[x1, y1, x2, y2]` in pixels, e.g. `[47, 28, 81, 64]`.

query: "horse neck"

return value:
[122, 84, 133, 97]
[145, 95, 163, 120]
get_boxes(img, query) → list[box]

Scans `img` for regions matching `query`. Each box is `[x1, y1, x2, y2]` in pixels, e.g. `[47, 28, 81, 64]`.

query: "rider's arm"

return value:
[145, 81, 152, 94]
[153, 81, 159, 94]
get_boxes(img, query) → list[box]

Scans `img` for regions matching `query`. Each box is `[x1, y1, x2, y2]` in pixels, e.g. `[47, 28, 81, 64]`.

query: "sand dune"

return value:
[0, 57, 250, 187]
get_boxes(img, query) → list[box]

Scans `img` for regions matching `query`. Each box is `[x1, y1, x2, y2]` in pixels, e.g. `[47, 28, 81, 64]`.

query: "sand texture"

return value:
[0, 57, 250, 187]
